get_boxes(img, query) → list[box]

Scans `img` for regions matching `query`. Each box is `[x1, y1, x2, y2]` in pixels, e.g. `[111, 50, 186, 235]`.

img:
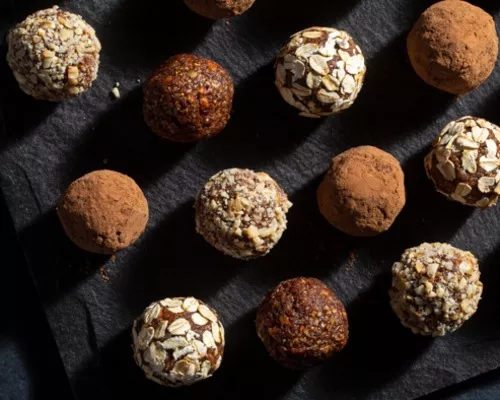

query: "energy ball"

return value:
[407, 1, 498, 95]
[143, 54, 234, 142]
[317, 146, 406, 237]
[195, 168, 292, 260]
[183, 0, 255, 20]
[132, 297, 225, 387]
[424, 116, 500, 208]
[57, 170, 149, 254]
[256, 277, 348, 369]
[7, 6, 101, 101]
[275, 27, 366, 118]
[390, 242, 483, 336]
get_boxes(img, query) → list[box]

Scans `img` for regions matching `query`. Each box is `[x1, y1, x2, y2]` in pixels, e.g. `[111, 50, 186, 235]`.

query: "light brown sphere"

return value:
[183, 0, 255, 20]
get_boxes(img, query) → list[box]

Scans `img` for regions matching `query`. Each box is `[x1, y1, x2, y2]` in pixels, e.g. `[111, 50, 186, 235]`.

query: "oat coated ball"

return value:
[425, 116, 500, 208]
[195, 168, 292, 260]
[183, 0, 255, 19]
[132, 297, 225, 387]
[57, 170, 149, 254]
[407, 1, 498, 95]
[143, 54, 234, 142]
[275, 27, 366, 118]
[390, 242, 483, 337]
[317, 146, 406, 237]
[7, 6, 101, 101]
[256, 277, 348, 369]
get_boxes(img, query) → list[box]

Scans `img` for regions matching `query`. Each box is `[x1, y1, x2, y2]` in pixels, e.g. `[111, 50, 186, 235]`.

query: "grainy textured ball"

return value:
[57, 170, 149, 254]
[143, 54, 234, 142]
[390, 242, 483, 337]
[183, 0, 255, 20]
[317, 146, 406, 237]
[425, 116, 500, 208]
[275, 27, 366, 118]
[132, 297, 225, 387]
[195, 168, 292, 260]
[7, 6, 101, 101]
[256, 277, 348, 369]
[407, 0, 498, 95]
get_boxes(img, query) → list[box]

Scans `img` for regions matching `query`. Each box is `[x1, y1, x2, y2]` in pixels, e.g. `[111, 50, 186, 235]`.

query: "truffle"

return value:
[256, 277, 348, 369]
[317, 146, 406, 237]
[143, 54, 234, 142]
[183, 0, 255, 20]
[57, 170, 149, 254]
[425, 116, 500, 208]
[275, 27, 366, 118]
[195, 168, 292, 260]
[390, 242, 483, 336]
[7, 6, 101, 101]
[132, 297, 225, 387]
[407, 0, 498, 95]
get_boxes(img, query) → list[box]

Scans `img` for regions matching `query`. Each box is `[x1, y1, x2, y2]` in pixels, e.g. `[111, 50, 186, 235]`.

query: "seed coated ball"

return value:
[256, 277, 348, 369]
[390, 242, 483, 337]
[57, 170, 149, 254]
[424, 116, 500, 208]
[407, 0, 498, 95]
[132, 297, 225, 387]
[317, 146, 406, 237]
[275, 27, 366, 118]
[7, 6, 101, 101]
[143, 54, 234, 143]
[195, 168, 292, 260]
[183, 0, 255, 20]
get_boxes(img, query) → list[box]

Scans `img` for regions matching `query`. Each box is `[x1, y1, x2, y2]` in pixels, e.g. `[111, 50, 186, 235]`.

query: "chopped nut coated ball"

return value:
[57, 170, 149, 254]
[143, 54, 234, 142]
[195, 168, 292, 260]
[390, 243, 483, 337]
[132, 297, 225, 387]
[256, 277, 348, 369]
[7, 6, 101, 101]
[275, 27, 366, 118]
[184, 0, 255, 20]
[425, 116, 500, 208]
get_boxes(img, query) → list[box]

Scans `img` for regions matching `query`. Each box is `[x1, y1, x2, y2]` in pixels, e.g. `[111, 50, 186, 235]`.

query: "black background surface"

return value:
[3, 0, 500, 399]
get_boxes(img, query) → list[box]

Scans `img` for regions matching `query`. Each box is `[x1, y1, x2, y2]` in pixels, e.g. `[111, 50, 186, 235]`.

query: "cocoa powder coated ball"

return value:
[425, 116, 500, 208]
[143, 54, 234, 142]
[317, 146, 406, 237]
[275, 27, 366, 118]
[57, 170, 149, 254]
[132, 297, 225, 387]
[7, 6, 101, 101]
[195, 168, 292, 260]
[256, 277, 348, 369]
[407, 0, 498, 95]
[183, 0, 255, 20]
[390, 242, 483, 336]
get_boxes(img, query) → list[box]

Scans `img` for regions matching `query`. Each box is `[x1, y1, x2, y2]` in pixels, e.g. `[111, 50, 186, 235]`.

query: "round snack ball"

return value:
[256, 277, 348, 369]
[275, 27, 366, 118]
[390, 242, 483, 336]
[143, 54, 234, 142]
[132, 297, 225, 387]
[317, 146, 406, 237]
[407, 1, 498, 95]
[424, 116, 500, 208]
[7, 6, 101, 101]
[57, 170, 149, 254]
[183, 0, 255, 20]
[195, 168, 292, 260]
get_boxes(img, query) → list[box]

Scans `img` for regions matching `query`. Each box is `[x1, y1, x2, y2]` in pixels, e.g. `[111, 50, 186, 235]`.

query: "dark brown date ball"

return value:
[256, 277, 348, 369]
[57, 170, 149, 254]
[184, 0, 255, 20]
[143, 54, 234, 143]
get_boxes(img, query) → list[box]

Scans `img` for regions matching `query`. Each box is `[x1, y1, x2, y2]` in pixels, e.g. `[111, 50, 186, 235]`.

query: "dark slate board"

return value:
[3, 0, 500, 399]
